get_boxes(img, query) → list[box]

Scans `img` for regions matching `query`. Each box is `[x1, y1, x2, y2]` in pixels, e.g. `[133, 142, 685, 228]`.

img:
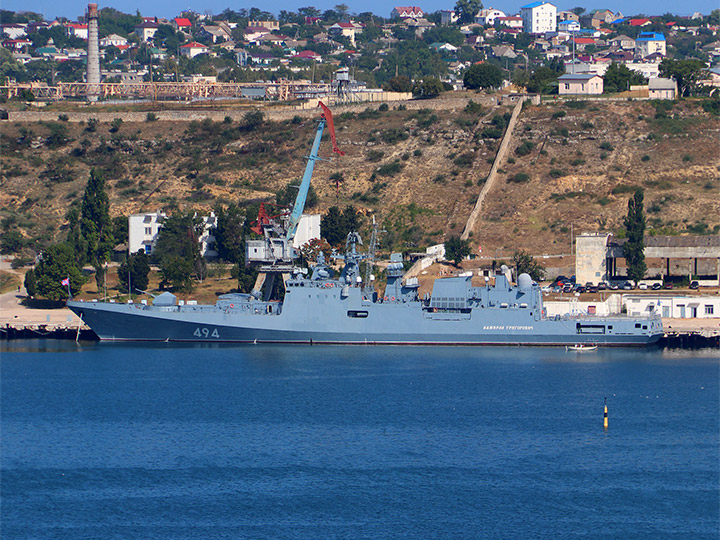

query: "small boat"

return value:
[566, 344, 598, 352]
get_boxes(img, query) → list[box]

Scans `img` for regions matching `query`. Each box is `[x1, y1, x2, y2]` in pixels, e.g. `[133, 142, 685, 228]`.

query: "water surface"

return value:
[2, 341, 718, 539]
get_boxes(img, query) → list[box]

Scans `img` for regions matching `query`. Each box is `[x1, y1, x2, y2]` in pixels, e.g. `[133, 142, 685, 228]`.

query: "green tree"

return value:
[112, 215, 128, 246]
[321, 205, 361, 246]
[153, 212, 205, 291]
[412, 77, 444, 98]
[24, 268, 37, 297]
[79, 170, 115, 290]
[118, 250, 151, 294]
[526, 66, 561, 94]
[602, 62, 647, 93]
[445, 236, 471, 266]
[214, 203, 248, 264]
[454, 0, 483, 24]
[659, 58, 707, 97]
[463, 62, 504, 90]
[35, 243, 86, 300]
[511, 249, 546, 281]
[385, 75, 413, 92]
[1, 229, 25, 254]
[623, 189, 647, 285]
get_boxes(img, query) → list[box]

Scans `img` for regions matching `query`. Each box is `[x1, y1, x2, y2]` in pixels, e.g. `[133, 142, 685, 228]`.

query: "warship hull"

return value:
[67, 278, 663, 346]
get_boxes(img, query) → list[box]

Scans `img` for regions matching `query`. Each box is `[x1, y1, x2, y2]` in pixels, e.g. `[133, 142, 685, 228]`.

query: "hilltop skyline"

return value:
[1, 0, 714, 23]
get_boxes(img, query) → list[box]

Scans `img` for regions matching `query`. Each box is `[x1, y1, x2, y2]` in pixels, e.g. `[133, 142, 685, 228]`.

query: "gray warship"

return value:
[67, 104, 663, 346]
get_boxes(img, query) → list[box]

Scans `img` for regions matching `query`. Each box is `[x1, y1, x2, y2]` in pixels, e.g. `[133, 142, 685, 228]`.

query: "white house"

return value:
[65, 23, 88, 39]
[648, 77, 677, 99]
[558, 73, 603, 95]
[1, 24, 27, 39]
[134, 21, 159, 42]
[635, 32, 666, 58]
[496, 16, 524, 29]
[476, 8, 506, 26]
[558, 20, 580, 33]
[520, 1, 556, 34]
[624, 295, 720, 319]
[179, 42, 210, 58]
[100, 34, 128, 48]
[129, 211, 166, 255]
[128, 211, 218, 258]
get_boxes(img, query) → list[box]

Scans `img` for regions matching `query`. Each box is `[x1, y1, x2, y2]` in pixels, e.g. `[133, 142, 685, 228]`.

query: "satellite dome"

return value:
[518, 273, 533, 289]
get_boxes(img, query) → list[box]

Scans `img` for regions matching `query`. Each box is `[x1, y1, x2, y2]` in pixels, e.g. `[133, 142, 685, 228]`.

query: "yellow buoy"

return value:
[603, 397, 608, 429]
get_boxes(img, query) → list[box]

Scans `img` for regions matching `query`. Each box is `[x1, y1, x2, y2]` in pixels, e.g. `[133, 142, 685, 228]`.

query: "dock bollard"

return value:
[603, 397, 608, 429]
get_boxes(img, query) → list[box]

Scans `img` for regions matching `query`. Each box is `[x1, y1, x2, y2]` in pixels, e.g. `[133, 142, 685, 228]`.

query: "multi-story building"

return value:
[635, 32, 666, 58]
[520, 1, 556, 34]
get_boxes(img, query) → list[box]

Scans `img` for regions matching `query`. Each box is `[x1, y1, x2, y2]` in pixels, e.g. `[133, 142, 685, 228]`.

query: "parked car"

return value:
[638, 283, 648, 290]
[651, 283, 662, 290]
[575, 285, 586, 293]
[562, 284, 574, 293]
[689, 281, 700, 290]
[597, 282, 607, 291]
[553, 286, 562, 293]
[664, 283, 673, 289]
[609, 283, 619, 290]
[589, 286, 598, 293]
[621, 282, 633, 290]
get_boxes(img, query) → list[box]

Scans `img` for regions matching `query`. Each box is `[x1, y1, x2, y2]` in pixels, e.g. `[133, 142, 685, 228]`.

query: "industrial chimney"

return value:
[86, 3, 100, 102]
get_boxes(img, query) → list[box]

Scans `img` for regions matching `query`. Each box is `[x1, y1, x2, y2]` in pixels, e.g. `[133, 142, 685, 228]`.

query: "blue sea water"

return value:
[1, 341, 718, 539]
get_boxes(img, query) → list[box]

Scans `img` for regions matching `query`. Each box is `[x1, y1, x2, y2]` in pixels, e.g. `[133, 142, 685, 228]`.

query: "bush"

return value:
[366, 150, 384, 162]
[549, 169, 565, 178]
[146, 112, 158, 122]
[611, 184, 639, 195]
[453, 152, 475, 168]
[376, 162, 404, 176]
[599, 141, 614, 151]
[682, 154, 693, 162]
[565, 100, 587, 109]
[109, 117, 123, 133]
[464, 100, 484, 114]
[85, 117, 99, 132]
[514, 140, 535, 156]
[481, 127, 503, 139]
[378, 103, 389, 111]
[641, 155, 650, 162]
[552, 110, 566, 119]
[508, 172, 530, 183]
[58, 114, 69, 122]
[380, 128, 409, 144]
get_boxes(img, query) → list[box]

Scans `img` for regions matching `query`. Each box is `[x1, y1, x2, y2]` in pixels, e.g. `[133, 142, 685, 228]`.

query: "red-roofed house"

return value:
[328, 21, 363, 45]
[179, 41, 209, 58]
[629, 18, 652, 27]
[391, 6, 424, 19]
[305, 16, 322, 25]
[65, 23, 88, 39]
[573, 37, 596, 51]
[173, 18, 192, 31]
[2, 38, 32, 50]
[293, 50, 322, 61]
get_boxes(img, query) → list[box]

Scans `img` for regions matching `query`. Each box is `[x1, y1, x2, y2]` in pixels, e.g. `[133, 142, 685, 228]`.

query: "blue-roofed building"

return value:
[636, 32, 666, 58]
[558, 20, 580, 33]
[520, 1, 556, 34]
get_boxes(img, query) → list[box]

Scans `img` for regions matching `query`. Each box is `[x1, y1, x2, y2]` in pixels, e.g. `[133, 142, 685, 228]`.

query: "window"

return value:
[145, 227, 152, 235]
[347, 310, 369, 318]
[706, 305, 714, 315]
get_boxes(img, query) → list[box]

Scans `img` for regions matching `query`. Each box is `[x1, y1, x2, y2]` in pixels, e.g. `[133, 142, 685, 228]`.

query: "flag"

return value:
[61, 278, 70, 287]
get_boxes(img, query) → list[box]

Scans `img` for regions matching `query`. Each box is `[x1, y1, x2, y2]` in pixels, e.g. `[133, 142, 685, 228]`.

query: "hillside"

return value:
[1, 94, 718, 260]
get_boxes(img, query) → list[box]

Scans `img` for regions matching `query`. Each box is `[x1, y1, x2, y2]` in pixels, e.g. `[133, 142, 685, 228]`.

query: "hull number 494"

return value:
[194, 327, 220, 338]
